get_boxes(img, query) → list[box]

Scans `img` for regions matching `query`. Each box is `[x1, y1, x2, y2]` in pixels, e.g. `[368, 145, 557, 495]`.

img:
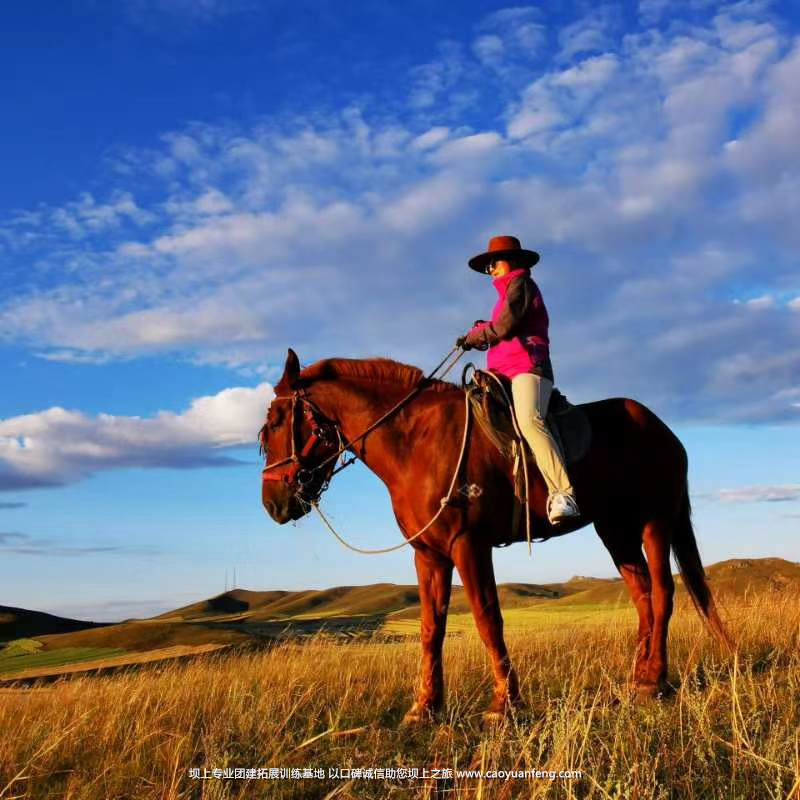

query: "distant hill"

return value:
[0, 606, 107, 644]
[8, 558, 798, 640]
[34, 620, 254, 652]
[159, 578, 612, 624]
[2, 557, 796, 681]
[703, 557, 800, 598]
[155, 557, 798, 623]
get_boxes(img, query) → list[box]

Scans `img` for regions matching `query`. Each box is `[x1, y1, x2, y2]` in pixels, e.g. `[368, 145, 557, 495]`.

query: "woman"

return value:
[457, 235, 580, 525]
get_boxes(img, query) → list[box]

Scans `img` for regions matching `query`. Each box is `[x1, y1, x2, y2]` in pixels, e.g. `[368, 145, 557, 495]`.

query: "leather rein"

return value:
[260, 347, 464, 512]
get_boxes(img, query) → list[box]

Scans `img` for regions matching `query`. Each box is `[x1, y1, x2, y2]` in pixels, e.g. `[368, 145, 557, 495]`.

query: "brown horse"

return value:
[260, 349, 730, 723]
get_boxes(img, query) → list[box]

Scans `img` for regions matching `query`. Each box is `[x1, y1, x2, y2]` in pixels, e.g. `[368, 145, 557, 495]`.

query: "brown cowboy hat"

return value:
[468, 235, 540, 273]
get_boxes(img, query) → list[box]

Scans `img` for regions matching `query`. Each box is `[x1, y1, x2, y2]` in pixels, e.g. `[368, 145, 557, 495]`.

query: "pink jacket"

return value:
[465, 268, 553, 380]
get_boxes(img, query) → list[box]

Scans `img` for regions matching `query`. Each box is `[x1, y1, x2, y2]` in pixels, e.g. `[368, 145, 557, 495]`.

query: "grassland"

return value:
[0, 574, 798, 799]
[3, 557, 797, 682]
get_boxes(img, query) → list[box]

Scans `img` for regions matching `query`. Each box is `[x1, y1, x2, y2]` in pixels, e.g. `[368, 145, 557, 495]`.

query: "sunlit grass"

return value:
[383, 604, 633, 636]
[1, 592, 798, 799]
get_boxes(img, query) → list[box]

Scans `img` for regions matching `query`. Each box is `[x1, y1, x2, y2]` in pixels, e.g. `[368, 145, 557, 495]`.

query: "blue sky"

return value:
[1, 0, 798, 621]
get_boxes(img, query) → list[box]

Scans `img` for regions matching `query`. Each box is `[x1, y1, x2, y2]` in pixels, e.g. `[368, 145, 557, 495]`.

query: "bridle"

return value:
[260, 391, 347, 508]
[260, 345, 466, 532]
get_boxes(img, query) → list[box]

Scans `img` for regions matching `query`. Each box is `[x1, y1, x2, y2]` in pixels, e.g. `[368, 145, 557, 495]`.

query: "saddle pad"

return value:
[466, 371, 591, 465]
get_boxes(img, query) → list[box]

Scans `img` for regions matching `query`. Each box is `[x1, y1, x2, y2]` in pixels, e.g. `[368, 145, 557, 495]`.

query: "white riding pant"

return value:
[510, 372, 574, 497]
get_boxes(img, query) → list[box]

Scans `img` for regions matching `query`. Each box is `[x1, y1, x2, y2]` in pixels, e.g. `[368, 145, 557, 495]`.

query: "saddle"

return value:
[464, 368, 591, 544]
[465, 369, 591, 466]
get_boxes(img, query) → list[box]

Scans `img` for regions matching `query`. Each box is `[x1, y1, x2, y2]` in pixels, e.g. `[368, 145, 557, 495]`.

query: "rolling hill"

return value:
[153, 579, 615, 626]
[0, 606, 108, 644]
[704, 557, 800, 597]
[2, 557, 797, 681]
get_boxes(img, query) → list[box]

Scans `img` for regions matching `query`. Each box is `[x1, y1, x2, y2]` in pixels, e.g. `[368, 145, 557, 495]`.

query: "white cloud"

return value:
[411, 127, 451, 151]
[743, 295, 775, 310]
[57, 192, 155, 237]
[473, 34, 505, 66]
[715, 485, 800, 503]
[164, 189, 235, 220]
[1, 1, 799, 424]
[507, 52, 621, 139]
[0, 530, 156, 558]
[0, 383, 273, 491]
[2, 191, 153, 249]
[638, 0, 673, 25]
[408, 42, 468, 110]
[472, 7, 546, 71]
[557, 7, 618, 62]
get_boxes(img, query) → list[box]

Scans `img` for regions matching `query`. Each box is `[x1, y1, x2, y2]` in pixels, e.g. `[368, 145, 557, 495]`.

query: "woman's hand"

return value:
[457, 330, 489, 351]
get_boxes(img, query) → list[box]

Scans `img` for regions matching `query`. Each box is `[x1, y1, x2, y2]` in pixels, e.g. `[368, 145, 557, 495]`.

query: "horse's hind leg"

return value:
[403, 547, 453, 725]
[451, 535, 520, 722]
[594, 519, 653, 687]
[641, 518, 674, 694]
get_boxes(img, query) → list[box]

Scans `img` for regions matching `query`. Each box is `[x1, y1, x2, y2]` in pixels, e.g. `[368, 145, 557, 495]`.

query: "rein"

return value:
[313, 388, 472, 554]
[315, 344, 465, 477]
[262, 346, 468, 553]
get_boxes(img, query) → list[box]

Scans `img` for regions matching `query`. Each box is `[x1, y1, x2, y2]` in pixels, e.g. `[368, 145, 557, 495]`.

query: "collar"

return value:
[492, 267, 529, 289]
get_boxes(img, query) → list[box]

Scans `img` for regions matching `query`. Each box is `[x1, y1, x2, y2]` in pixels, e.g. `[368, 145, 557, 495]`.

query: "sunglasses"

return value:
[485, 259, 502, 274]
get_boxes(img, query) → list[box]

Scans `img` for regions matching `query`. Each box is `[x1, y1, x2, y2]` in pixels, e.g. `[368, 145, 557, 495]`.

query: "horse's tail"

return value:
[671, 487, 735, 652]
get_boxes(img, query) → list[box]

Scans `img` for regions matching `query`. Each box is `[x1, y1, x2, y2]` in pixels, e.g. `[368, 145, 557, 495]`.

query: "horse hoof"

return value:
[481, 710, 508, 728]
[634, 682, 659, 701]
[481, 699, 523, 728]
[401, 704, 437, 727]
[630, 681, 673, 702]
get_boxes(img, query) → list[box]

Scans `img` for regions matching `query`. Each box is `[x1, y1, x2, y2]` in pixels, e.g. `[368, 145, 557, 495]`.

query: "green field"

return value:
[0, 642, 127, 675]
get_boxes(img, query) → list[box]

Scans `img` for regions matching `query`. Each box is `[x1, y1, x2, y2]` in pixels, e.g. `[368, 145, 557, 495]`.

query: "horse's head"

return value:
[260, 349, 342, 523]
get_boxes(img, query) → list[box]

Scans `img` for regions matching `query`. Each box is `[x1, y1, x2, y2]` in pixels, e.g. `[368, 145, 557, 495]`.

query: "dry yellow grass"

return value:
[0, 591, 798, 799]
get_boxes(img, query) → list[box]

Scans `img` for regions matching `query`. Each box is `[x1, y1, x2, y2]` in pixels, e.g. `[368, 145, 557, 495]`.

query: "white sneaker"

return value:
[547, 493, 580, 524]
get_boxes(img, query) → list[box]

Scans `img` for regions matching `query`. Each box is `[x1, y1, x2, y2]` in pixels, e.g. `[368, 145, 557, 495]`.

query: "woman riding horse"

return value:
[261, 349, 730, 724]
[458, 235, 579, 525]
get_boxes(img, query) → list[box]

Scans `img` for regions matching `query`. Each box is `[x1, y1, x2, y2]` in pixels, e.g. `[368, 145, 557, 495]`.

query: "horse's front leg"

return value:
[451, 534, 521, 722]
[403, 547, 453, 725]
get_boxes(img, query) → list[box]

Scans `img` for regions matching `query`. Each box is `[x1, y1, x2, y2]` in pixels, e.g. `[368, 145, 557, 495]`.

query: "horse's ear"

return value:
[284, 348, 301, 390]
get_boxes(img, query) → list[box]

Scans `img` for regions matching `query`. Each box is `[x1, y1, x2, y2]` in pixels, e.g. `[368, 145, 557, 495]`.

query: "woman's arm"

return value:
[463, 276, 536, 348]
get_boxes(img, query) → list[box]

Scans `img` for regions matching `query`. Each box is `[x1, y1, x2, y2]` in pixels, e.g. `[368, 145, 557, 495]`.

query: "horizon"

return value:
[5, 554, 800, 626]
[1, 0, 799, 622]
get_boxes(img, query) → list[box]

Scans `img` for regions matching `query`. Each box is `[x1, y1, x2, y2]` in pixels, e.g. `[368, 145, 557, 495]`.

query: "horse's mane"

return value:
[299, 358, 456, 393]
